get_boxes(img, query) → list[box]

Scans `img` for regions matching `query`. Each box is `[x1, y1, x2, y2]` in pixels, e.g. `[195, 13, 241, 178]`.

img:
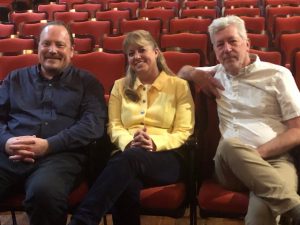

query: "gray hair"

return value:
[208, 15, 248, 45]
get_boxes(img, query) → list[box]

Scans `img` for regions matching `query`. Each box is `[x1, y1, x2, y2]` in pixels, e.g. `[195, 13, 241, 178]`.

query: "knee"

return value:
[217, 138, 240, 157]
[245, 197, 276, 225]
[105, 148, 149, 177]
[111, 148, 146, 166]
[217, 138, 255, 159]
[24, 181, 68, 209]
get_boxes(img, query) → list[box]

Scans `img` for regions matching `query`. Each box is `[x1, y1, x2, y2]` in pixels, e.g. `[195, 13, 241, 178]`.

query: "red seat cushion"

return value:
[0, 181, 89, 211]
[198, 179, 249, 215]
[68, 181, 89, 207]
[0, 192, 24, 210]
[140, 183, 186, 210]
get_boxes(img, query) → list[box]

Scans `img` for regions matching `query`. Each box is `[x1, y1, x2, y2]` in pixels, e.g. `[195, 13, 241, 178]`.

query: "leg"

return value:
[24, 152, 86, 225]
[214, 138, 300, 215]
[0, 152, 34, 199]
[246, 192, 277, 225]
[111, 178, 142, 225]
[69, 147, 184, 225]
[246, 156, 298, 225]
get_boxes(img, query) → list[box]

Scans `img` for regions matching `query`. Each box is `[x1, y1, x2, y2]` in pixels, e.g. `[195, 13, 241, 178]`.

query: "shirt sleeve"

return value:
[107, 80, 133, 150]
[276, 69, 300, 121]
[47, 74, 107, 153]
[150, 79, 195, 151]
[0, 76, 14, 152]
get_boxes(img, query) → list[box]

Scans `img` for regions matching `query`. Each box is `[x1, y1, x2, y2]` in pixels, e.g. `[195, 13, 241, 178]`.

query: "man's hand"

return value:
[131, 127, 156, 151]
[5, 136, 49, 163]
[178, 65, 224, 98]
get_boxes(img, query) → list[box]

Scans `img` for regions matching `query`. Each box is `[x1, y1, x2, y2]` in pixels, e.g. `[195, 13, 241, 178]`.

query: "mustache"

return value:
[222, 53, 238, 60]
[44, 54, 61, 60]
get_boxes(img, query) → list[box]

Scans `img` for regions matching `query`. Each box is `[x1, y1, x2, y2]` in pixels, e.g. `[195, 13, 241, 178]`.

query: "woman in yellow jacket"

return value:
[69, 30, 195, 225]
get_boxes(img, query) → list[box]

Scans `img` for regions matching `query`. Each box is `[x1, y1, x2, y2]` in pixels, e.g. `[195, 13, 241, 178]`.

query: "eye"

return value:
[128, 51, 134, 57]
[230, 39, 237, 43]
[41, 41, 50, 47]
[138, 48, 146, 53]
[216, 42, 224, 48]
[56, 42, 66, 48]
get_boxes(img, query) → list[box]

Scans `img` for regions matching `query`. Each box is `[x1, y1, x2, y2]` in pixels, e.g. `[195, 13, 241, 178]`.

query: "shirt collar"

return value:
[36, 64, 73, 82]
[133, 71, 169, 91]
[221, 53, 260, 78]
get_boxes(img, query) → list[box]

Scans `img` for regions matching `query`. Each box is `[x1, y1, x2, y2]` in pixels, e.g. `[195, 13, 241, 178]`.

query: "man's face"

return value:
[38, 25, 74, 77]
[213, 25, 250, 75]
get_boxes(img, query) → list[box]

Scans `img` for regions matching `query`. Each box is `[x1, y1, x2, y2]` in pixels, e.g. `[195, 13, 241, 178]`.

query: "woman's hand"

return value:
[131, 127, 156, 151]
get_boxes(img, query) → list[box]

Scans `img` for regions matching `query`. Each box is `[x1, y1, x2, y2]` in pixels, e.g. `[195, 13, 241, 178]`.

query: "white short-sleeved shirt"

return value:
[196, 55, 300, 148]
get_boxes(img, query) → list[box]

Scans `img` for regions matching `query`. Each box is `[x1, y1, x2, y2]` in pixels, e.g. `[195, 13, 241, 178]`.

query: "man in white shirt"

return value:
[179, 15, 300, 225]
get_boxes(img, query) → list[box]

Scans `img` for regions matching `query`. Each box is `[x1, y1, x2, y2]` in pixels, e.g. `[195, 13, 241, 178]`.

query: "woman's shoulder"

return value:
[113, 77, 126, 87]
[164, 72, 190, 87]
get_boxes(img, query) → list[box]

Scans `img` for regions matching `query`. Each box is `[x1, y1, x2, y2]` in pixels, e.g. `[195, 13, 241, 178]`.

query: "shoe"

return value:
[68, 219, 86, 225]
[288, 205, 300, 225]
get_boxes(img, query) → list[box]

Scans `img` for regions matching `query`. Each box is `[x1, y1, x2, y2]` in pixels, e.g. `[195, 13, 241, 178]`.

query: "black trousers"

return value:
[69, 147, 185, 225]
[0, 151, 87, 225]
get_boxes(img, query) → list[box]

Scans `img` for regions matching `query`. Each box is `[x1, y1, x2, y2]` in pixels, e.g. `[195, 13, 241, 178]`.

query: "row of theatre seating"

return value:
[1, 17, 300, 69]
[1, 0, 300, 72]
[1, 47, 300, 225]
[0, 51, 198, 225]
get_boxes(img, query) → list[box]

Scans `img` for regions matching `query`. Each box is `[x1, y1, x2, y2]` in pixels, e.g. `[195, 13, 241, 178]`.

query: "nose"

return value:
[133, 51, 141, 59]
[223, 42, 232, 52]
[48, 43, 58, 53]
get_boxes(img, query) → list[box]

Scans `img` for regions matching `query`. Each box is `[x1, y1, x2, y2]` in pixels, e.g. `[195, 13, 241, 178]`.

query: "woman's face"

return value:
[127, 44, 159, 76]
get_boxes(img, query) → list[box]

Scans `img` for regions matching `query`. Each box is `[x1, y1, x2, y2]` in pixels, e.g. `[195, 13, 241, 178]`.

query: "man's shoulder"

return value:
[69, 66, 99, 82]
[257, 60, 290, 74]
[7, 65, 37, 79]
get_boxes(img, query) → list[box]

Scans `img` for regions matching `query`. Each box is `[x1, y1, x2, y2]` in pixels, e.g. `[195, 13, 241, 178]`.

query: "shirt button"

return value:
[140, 111, 144, 114]
[143, 87, 146, 91]
[140, 122, 144, 125]
[44, 122, 48, 125]
[49, 83, 52, 87]
[142, 100, 146, 103]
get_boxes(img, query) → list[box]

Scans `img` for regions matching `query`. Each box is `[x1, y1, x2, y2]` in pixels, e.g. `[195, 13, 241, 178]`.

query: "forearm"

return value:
[47, 115, 106, 153]
[151, 130, 193, 151]
[178, 65, 196, 81]
[0, 131, 14, 153]
[257, 128, 300, 158]
[108, 127, 133, 151]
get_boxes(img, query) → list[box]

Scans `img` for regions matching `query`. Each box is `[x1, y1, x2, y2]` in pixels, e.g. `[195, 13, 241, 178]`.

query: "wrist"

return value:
[189, 67, 197, 81]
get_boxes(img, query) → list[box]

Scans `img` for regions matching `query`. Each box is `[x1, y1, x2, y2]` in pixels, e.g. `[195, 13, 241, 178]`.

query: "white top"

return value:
[196, 55, 300, 148]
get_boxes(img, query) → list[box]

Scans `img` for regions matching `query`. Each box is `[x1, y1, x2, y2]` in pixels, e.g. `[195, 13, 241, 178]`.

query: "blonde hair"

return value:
[122, 30, 175, 102]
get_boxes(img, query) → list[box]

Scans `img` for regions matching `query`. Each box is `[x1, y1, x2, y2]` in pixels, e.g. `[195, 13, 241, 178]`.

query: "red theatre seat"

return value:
[0, 54, 39, 80]
[196, 91, 249, 220]
[71, 51, 126, 96]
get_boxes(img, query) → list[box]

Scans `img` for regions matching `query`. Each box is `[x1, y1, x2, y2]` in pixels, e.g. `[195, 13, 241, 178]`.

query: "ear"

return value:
[246, 38, 250, 51]
[154, 47, 159, 57]
[70, 46, 75, 58]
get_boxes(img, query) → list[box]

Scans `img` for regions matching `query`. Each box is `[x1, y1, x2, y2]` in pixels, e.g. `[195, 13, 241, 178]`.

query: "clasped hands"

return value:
[129, 127, 156, 152]
[5, 136, 49, 163]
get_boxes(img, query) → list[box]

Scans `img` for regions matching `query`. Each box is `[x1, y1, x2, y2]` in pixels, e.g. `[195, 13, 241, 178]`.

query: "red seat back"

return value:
[72, 51, 126, 94]
[0, 54, 39, 80]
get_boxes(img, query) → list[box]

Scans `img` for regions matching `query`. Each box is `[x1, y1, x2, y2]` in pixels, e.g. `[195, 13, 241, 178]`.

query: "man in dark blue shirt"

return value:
[0, 21, 107, 225]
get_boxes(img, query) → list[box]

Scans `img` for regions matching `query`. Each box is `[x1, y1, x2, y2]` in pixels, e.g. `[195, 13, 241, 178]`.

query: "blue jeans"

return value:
[69, 147, 185, 225]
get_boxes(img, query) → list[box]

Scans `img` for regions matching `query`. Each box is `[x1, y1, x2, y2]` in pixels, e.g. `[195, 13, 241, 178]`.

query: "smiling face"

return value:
[127, 43, 159, 82]
[213, 24, 250, 75]
[38, 24, 74, 79]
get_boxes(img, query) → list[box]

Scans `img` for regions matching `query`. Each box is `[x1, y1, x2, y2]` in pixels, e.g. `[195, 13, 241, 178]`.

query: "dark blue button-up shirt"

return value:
[0, 65, 107, 153]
